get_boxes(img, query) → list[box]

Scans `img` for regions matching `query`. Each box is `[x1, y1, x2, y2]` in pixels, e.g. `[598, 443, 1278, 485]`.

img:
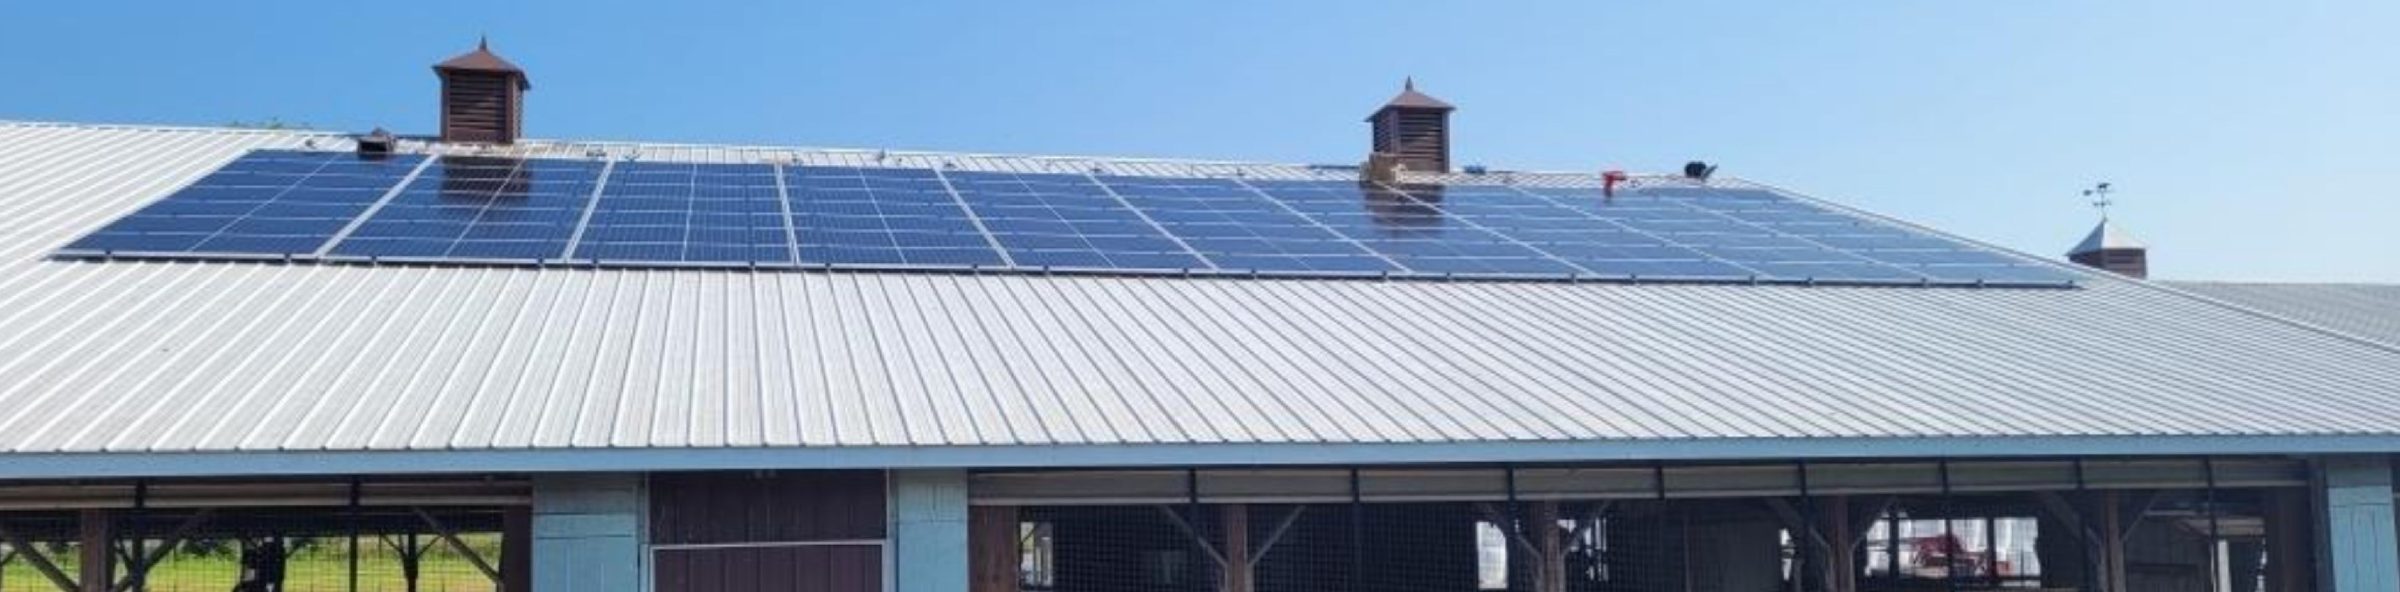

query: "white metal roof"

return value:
[0, 121, 2396, 478]
[2168, 281, 2400, 347]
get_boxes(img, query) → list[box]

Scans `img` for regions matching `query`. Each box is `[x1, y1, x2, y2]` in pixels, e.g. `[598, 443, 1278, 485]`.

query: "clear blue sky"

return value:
[6, 1, 2394, 282]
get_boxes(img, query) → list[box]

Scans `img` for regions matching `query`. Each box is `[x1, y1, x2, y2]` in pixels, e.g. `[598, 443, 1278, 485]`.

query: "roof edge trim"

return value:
[5, 435, 2395, 480]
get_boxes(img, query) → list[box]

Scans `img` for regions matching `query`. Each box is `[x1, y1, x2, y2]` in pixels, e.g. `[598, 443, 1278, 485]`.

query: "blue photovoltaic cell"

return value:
[330, 156, 603, 260]
[65, 150, 426, 256]
[1524, 186, 1927, 282]
[1241, 180, 1573, 276]
[1598, 185, 2071, 284]
[785, 166, 1005, 267]
[947, 171, 1205, 270]
[1406, 184, 1760, 279]
[571, 162, 793, 264]
[1100, 176, 1398, 274]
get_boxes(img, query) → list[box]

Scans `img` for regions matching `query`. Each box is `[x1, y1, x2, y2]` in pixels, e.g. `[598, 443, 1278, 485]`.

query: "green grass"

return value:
[4, 536, 502, 592]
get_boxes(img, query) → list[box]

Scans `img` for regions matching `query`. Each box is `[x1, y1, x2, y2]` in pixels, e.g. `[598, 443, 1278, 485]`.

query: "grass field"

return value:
[3, 535, 502, 592]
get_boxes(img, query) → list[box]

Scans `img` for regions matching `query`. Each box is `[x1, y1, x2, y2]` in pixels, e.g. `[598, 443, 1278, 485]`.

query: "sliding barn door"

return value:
[651, 471, 887, 592]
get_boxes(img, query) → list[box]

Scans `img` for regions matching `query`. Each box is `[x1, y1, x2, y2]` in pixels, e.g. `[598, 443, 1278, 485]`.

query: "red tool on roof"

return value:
[1602, 170, 1630, 198]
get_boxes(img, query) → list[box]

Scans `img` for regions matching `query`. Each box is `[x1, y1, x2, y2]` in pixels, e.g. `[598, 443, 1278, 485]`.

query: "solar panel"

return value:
[64, 150, 426, 257]
[1241, 180, 1575, 276]
[785, 166, 1006, 267]
[571, 162, 793, 265]
[60, 149, 2078, 288]
[328, 156, 602, 261]
[1400, 184, 1760, 279]
[946, 171, 1207, 270]
[1528, 185, 2075, 285]
[1100, 176, 1399, 275]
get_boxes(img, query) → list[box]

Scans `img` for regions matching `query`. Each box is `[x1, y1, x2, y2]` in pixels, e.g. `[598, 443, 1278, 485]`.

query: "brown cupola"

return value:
[433, 37, 530, 144]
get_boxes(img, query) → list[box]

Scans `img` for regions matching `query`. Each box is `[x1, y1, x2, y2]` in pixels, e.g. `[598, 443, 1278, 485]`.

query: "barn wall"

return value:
[533, 473, 647, 592]
[894, 470, 971, 592]
[2320, 456, 2398, 592]
[649, 470, 889, 592]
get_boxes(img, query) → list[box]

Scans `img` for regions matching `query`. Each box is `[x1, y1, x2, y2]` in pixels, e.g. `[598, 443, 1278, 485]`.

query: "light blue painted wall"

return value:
[533, 473, 648, 592]
[891, 470, 969, 592]
[2319, 457, 2397, 592]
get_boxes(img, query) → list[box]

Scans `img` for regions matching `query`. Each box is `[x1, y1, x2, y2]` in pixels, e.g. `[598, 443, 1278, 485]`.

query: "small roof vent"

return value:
[356, 127, 397, 158]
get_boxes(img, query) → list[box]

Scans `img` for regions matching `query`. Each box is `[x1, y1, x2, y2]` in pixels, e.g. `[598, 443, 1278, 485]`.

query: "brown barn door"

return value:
[651, 471, 888, 592]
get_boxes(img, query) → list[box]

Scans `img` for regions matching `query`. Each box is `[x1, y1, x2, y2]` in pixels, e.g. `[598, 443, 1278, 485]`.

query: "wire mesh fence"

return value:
[0, 533, 502, 592]
[1001, 490, 2295, 592]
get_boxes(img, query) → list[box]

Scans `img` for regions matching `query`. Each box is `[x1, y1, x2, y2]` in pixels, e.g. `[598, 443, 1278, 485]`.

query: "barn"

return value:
[0, 42, 2392, 592]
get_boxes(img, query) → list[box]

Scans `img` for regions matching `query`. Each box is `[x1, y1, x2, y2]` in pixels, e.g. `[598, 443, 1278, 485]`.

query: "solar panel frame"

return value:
[1239, 179, 1582, 278]
[945, 170, 1210, 272]
[1102, 175, 1401, 276]
[324, 156, 605, 262]
[570, 161, 796, 266]
[1409, 183, 1765, 280]
[784, 165, 1009, 268]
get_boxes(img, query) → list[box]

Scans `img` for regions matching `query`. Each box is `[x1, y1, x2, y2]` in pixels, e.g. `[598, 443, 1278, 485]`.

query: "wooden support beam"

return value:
[1845, 497, 1894, 545]
[1762, 499, 1834, 556]
[382, 532, 425, 592]
[413, 507, 503, 584]
[77, 510, 112, 592]
[112, 509, 215, 592]
[0, 522, 81, 592]
[1247, 506, 1306, 567]
[969, 506, 1020, 592]
[1219, 505, 1252, 592]
[1475, 501, 1569, 592]
[2098, 491, 2128, 592]
[1155, 506, 1230, 568]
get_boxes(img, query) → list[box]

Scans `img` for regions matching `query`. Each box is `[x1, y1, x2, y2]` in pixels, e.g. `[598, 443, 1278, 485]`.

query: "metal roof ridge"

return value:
[0, 119, 351, 138]
[2169, 279, 2400, 289]
[0, 120, 1649, 179]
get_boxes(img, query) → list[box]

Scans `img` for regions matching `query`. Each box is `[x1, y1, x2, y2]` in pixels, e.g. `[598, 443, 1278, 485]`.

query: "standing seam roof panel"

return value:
[0, 123, 2393, 461]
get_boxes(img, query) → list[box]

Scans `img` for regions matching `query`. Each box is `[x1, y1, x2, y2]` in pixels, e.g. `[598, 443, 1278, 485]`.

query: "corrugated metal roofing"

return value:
[0, 121, 2396, 477]
[2168, 281, 2400, 347]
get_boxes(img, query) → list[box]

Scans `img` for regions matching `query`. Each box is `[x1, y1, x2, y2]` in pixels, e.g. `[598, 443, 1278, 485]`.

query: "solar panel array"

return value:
[60, 149, 2078, 287]
[65, 150, 427, 256]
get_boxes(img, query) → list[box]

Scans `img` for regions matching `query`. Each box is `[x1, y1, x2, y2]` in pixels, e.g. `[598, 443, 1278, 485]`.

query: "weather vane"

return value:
[2082, 182, 2115, 220]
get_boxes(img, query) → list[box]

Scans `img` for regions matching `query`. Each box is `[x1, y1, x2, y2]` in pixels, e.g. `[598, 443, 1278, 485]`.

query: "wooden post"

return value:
[501, 506, 532, 592]
[402, 533, 423, 592]
[1529, 502, 1565, 592]
[2099, 491, 2127, 592]
[77, 510, 112, 592]
[1826, 497, 1855, 592]
[1220, 505, 1252, 592]
[969, 506, 1020, 592]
